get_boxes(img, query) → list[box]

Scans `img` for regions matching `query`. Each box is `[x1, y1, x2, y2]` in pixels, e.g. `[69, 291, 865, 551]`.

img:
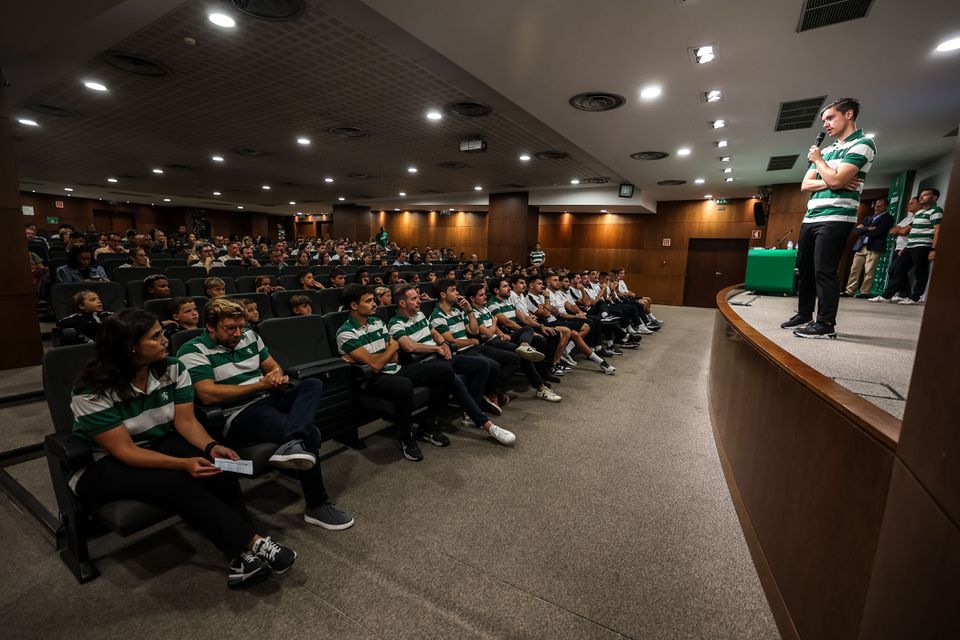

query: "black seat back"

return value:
[224, 292, 273, 321]
[43, 343, 96, 435]
[277, 274, 302, 290]
[259, 316, 335, 369]
[127, 278, 187, 309]
[269, 289, 323, 318]
[322, 311, 350, 355]
[317, 287, 344, 314]
[51, 282, 126, 323]
[242, 266, 279, 277]
[111, 267, 159, 288]
[165, 266, 202, 281]
[186, 277, 236, 297]
[208, 266, 247, 279]
[280, 266, 310, 277]
[170, 328, 204, 355]
[151, 258, 187, 269]
[375, 304, 397, 324]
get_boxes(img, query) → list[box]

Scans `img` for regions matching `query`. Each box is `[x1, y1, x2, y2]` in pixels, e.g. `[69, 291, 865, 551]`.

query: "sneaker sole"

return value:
[418, 434, 451, 447]
[399, 443, 424, 461]
[793, 331, 837, 339]
[304, 513, 356, 531]
[269, 454, 316, 471]
[228, 565, 271, 589]
[600, 367, 616, 375]
[537, 394, 562, 402]
[482, 399, 503, 416]
[516, 348, 545, 362]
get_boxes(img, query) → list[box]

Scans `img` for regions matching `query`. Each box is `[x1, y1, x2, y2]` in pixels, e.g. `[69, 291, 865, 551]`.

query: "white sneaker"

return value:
[634, 323, 653, 335]
[560, 353, 577, 367]
[868, 296, 889, 303]
[487, 424, 516, 445]
[536, 387, 562, 402]
[515, 343, 545, 362]
[599, 360, 616, 375]
[890, 295, 908, 303]
[897, 299, 920, 305]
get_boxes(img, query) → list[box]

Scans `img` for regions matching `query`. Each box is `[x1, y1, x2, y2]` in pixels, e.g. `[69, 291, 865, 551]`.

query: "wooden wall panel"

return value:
[372, 210, 487, 258]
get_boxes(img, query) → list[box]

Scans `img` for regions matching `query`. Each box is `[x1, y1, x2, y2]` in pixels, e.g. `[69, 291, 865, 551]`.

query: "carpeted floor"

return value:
[729, 291, 923, 418]
[0, 305, 779, 640]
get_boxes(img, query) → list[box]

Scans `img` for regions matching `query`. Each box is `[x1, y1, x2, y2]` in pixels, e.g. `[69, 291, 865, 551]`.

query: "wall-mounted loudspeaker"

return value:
[753, 201, 767, 227]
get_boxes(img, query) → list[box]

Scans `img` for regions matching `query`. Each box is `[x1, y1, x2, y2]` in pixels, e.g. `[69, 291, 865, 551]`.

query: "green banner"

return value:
[870, 170, 914, 296]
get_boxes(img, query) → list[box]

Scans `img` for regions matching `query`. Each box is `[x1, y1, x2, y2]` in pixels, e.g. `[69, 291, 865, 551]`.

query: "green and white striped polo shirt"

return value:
[904, 205, 943, 248]
[430, 304, 474, 349]
[489, 296, 516, 322]
[336, 315, 400, 374]
[473, 304, 494, 330]
[70, 357, 193, 490]
[177, 329, 269, 425]
[804, 129, 877, 224]
[388, 311, 438, 360]
[529, 250, 545, 266]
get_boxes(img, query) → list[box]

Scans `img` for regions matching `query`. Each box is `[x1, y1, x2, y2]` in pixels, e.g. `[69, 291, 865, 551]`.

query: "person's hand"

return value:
[439, 343, 452, 359]
[807, 145, 823, 163]
[160, 319, 178, 328]
[541, 326, 557, 336]
[211, 444, 239, 460]
[843, 177, 864, 191]
[183, 457, 221, 478]
[856, 224, 865, 230]
[262, 368, 287, 388]
[497, 331, 510, 341]
[929, 250, 936, 262]
[457, 296, 471, 311]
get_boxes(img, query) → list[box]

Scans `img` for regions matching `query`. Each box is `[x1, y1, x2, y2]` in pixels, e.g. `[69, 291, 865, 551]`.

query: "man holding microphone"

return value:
[781, 98, 877, 339]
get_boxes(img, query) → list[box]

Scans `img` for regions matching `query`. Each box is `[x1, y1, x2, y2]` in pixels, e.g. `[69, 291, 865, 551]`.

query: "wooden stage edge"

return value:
[708, 284, 901, 640]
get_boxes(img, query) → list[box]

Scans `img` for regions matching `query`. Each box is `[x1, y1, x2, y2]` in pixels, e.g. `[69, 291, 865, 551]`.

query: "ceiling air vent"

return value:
[101, 50, 169, 76]
[569, 92, 626, 112]
[767, 154, 800, 171]
[24, 102, 81, 117]
[437, 161, 470, 169]
[110, 191, 147, 197]
[657, 179, 687, 186]
[346, 172, 371, 179]
[419, 189, 443, 194]
[797, 0, 873, 32]
[229, 0, 304, 21]
[630, 151, 669, 160]
[582, 176, 611, 184]
[165, 163, 196, 171]
[233, 148, 268, 157]
[328, 126, 367, 138]
[502, 183, 527, 189]
[446, 100, 492, 117]
[774, 95, 827, 131]
[535, 150, 569, 160]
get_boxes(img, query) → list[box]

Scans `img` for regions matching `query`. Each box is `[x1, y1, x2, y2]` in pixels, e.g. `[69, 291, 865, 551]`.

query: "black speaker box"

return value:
[753, 201, 767, 226]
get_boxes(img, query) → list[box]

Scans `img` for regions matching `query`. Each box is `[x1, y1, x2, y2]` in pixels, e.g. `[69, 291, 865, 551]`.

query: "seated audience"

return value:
[60, 290, 113, 343]
[299, 271, 325, 290]
[289, 294, 313, 316]
[163, 297, 200, 342]
[117, 246, 151, 269]
[241, 298, 261, 331]
[374, 286, 392, 306]
[240, 246, 260, 267]
[71, 309, 296, 588]
[142, 274, 172, 301]
[205, 277, 226, 299]
[329, 268, 346, 288]
[57, 246, 108, 283]
[94, 232, 125, 258]
[255, 275, 284, 294]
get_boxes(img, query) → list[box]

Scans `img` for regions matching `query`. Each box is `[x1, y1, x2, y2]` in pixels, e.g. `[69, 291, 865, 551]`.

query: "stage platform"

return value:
[726, 289, 923, 419]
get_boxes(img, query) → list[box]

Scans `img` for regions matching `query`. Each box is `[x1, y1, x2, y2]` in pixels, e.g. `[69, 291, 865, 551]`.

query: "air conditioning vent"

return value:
[569, 92, 626, 112]
[446, 100, 492, 117]
[657, 179, 687, 186]
[774, 95, 827, 131]
[228, 0, 304, 21]
[501, 183, 527, 189]
[767, 154, 800, 171]
[535, 150, 569, 160]
[101, 50, 169, 76]
[346, 172, 372, 179]
[109, 191, 147, 197]
[581, 176, 611, 184]
[328, 126, 367, 138]
[23, 102, 81, 118]
[233, 148, 268, 157]
[797, 0, 873, 32]
[437, 161, 470, 169]
[630, 151, 670, 160]
[164, 163, 196, 171]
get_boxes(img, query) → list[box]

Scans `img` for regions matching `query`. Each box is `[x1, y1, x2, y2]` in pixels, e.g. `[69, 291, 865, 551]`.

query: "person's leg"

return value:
[476, 343, 519, 389]
[845, 249, 866, 294]
[861, 250, 880, 295]
[812, 222, 854, 325]
[271, 378, 324, 441]
[795, 223, 816, 318]
[399, 359, 455, 426]
[450, 353, 492, 405]
[882, 249, 914, 299]
[363, 373, 414, 439]
[909, 247, 932, 301]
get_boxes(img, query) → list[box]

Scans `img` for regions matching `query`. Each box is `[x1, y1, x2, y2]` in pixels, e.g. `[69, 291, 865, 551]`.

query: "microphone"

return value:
[814, 132, 825, 147]
[776, 228, 793, 249]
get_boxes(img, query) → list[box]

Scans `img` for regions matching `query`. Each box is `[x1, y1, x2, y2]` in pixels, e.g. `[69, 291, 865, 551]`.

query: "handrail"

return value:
[715, 284, 900, 450]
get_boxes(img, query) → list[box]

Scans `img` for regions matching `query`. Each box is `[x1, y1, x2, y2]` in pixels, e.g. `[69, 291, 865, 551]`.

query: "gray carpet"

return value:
[730, 291, 922, 418]
[0, 306, 778, 640]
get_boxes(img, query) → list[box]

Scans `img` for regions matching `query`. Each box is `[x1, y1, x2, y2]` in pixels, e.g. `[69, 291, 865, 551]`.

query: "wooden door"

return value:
[93, 209, 134, 233]
[682, 238, 750, 308]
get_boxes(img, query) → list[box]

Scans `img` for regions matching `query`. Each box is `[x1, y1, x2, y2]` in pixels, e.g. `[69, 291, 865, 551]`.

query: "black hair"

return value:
[168, 297, 194, 317]
[465, 282, 486, 299]
[75, 309, 166, 403]
[341, 283, 371, 308]
[822, 97, 860, 120]
[919, 187, 941, 199]
[142, 274, 170, 300]
[490, 277, 509, 292]
[508, 274, 525, 287]
[66, 245, 93, 268]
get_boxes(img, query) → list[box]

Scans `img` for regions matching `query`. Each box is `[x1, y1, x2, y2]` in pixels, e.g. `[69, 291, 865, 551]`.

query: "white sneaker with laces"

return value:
[897, 299, 920, 305]
[891, 295, 908, 303]
[536, 387, 562, 402]
[560, 353, 577, 367]
[599, 360, 616, 375]
[634, 323, 653, 335]
[487, 424, 516, 445]
[868, 296, 889, 303]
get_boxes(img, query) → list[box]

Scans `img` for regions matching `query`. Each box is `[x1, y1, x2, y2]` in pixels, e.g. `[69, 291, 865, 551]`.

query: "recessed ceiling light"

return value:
[712, 119, 726, 129]
[261, 185, 271, 190]
[398, 191, 406, 196]
[63, 187, 73, 192]
[17, 118, 39, 126]
[107, 177, 118, 183]
[677, 148, 692, 156]
[83, 81, 108, 92]
[694, 178, 705, 184]
[426, 110, 443, 121]
[935, 36, 960, 52]
[394, 208, 400, 211]
[338, 196, 346, 201]
[163, 198, 171, 202]
[519, 154, 531, 162]
[324, 177, 334, 183]
[725, 177, 734, 182]
[213, 191, 221, 196]
[152, 168, 164, 174]
[237, 205, 244, 209]
[289, 201, 296, 205]
[407, 167, 418, 173]
[723, 167, 733, 173]
[474, 186, 483, 191]
[704, 89, 722, 103]
[866, 132, 876, 139]
[208, 13, 236, 28]
[640, 85, 662, 100]
[296, 137, 311, 145]
[693, 45, 715, 64]
[211, 155, 224, 162]
[720, 156, 731, 162]
[704, 194, 713, 199]
[570, 178, 580, 185]
[716, 140, 728, 148]
[600, 209, 608, 213]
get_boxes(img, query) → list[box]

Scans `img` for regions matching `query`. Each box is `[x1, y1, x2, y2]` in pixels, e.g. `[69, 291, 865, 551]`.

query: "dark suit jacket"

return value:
[853, 211, 894, 252]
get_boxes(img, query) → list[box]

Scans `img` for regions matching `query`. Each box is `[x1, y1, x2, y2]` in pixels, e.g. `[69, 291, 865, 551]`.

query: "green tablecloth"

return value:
[745, 249, 797, 294]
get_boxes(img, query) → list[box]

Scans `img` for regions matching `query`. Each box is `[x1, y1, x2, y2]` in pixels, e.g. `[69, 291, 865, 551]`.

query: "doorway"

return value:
[682, 238, 750, 308]
[93, 210, 135, 233]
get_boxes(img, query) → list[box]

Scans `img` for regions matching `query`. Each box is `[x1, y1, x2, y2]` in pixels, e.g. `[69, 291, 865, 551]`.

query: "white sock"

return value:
[565, 342, 575, 354]
[588, 351, 603, 364]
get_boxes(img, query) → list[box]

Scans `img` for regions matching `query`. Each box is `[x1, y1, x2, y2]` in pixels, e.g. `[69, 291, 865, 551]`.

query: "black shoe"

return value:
[781, 313, 812, 329]
[416, 427, 451, 447]
[544, 372, 562, 383]
[793, 321, 837, 339]
[252, 536, 297, 574]
[839, 291, 852, 298]
[627, 334, 643, 343]
[228, 551, 271, 589]
[399, 437, 424, 461]
[607, 345, 624, 355]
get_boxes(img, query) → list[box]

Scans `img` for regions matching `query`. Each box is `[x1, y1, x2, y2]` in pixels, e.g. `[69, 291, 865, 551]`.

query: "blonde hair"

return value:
[203, 298, 245, 327]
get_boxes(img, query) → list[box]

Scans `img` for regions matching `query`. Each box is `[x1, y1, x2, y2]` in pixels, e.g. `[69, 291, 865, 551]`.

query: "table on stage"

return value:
[744, 248, 797, 294]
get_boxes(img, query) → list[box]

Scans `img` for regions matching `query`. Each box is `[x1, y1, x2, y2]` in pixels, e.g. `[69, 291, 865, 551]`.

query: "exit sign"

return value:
[715, 198, 728, 205]
[46, 216, 60, 224]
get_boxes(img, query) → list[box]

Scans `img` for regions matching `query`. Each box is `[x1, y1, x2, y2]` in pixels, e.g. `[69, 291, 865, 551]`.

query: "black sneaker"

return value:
[228, 551, 271, 589]
[839, 291, 853, 298]
[781, 313, 812, 329]
[304, 501, 355, 530]
[399, 437, 424, 461]
[252, 536, 297, 574]
[608, 345, 624, 356]
[416, 427, 451, 447]
[793, 321, 837, 339]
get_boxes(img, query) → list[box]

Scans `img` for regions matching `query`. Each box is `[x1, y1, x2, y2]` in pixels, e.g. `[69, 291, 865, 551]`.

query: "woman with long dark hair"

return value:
[70, 309, 297, 588]
[56, 246, 108, 283]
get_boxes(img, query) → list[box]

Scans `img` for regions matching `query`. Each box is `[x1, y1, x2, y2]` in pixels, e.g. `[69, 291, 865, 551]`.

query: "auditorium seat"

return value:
[164, 266, 203, 281]
[224, 292, 273, 321]
[126, 278, 187, 308]
[208, 266, 248, 279]
[150, 258, 187, 269]
[51, 281, 126, 323]
[185, 276, 236, 297]
[143, 296, 207, 320]
[269, 289, 323, 318]
[111, 267, 160, 289]
[317, 288, 344, 314]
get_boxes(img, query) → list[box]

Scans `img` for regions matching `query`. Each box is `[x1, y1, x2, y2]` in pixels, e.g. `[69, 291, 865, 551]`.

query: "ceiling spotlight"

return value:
[237, 205, 244, 209]
[694, 178, 705, 184]
[600, 209, 608, 213]
[289, 201, 296, 205]
[296, 137, 311, 145]
[725, 177, 734, 182]
[935, 36, 960, 52]
[474, 186, 483, 191]
[394, 208, 400, 211]
[640, 85, 662, 100]
[83, 81, 108, 92]
[704, 194, 714, 199]
[17, 118, 39, 126]
[398, 191, 406, 197]
[716, 140, 728, 148]
[261, 185, 271, 190]
[63, 187, 73, 192]
[152, 168, 164, 174]
[704, 89, 722, 103]
[163, 198, 171, 202]
[107, 177, 118, 183]
[711, 119, 726, 129]
[570, 178, 580, 185]
[693, 45, 715, 64]
[866, 132, 876, 139]
[213, 191, 221, 196]
[407, 167, 418, 173]
[519, 154, 531, 162]
[324, 177, 334, 183]
[426, 110, 443, 121]
[720, 156, 731, 162]
[208, 13, 236, 28]
[338, 196, 346, 201]
[211, 155, 224, 162]
[677, 148, 692, 156]
[723, 167, 732, 173]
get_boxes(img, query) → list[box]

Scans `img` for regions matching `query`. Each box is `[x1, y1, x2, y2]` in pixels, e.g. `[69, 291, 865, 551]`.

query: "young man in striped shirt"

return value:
[178, 299, 354, 530]
[335, 284, 455, 461]
[491, 277, 563, 385]
[873, 188, 943, 304]
[783, 97, 877, 339]
[391, 284, 516, 445]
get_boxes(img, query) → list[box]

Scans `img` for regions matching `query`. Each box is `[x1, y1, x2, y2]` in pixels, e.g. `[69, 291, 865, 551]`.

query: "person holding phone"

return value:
[57, 246, 108, 283]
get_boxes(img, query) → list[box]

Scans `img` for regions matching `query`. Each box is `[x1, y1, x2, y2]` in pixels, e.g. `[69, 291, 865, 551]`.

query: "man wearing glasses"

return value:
[177, 298, 354, 530]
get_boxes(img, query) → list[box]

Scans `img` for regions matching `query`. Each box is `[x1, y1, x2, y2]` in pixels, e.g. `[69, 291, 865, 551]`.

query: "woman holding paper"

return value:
[69, 309, 297, 589]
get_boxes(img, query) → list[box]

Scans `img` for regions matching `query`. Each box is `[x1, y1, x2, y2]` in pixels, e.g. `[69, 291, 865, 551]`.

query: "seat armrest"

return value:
[350, 363, 375, 381]
[194, 404, 225, 431]
[44, 433, 94, 471]
[289, 357, 351, 380]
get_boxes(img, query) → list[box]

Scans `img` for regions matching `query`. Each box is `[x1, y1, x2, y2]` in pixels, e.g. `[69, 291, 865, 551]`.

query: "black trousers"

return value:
[886, 250, 913, 297]
[75, 434, 256, 557]
[363, 360, 454, 438]
[510, 326, 555, 375]
[797, 221, 855, 325]
[883, 246, 931, 302]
